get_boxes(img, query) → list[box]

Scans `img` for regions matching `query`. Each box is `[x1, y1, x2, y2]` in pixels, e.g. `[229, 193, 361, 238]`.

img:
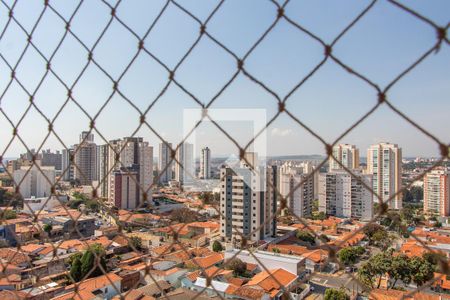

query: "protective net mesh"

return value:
[0, 0, 449, 299]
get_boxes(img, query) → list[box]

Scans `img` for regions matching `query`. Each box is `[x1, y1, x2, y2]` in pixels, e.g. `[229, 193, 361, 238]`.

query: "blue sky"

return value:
[0, 0, 449, 158]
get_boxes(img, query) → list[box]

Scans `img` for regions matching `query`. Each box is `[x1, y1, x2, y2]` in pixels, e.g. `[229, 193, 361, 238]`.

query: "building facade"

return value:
[106, 137, 153, 209]
[329, 144, 359, 171]
[175, 143, 194, 185]
[279, 162, 314, 218]
[423, 168, 449, 216]
[41, 149, 62, 171]
[61, 148, 75, 182]
[200, 147, 211, 179]
[73, 132, 97, 185]
[367, 142, 402, 210]
[220, 162, 277, 244]
[13, 163, 56, 198]
[318, 170, 373, 221]
[96, 144, 110, 198]
[158, 142, 173, 184]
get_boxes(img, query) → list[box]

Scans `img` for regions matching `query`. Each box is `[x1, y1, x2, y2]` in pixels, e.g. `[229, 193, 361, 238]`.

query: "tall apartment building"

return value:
[200, 147, 211, 179]
[13, 162, 56, 198]
[96, 144, 110, 198]
[318, 170, 373, 221]
[111, 166, 140, 209]
[73, 132, 97, 185]
[423, 168, 450, 216]
[279, 162, 315, 218]
[158, 142, 173, 184]
[61, 148, 75, 182]
[175, 143, 194, 185]
[220, 159, 277, 244]
[41, 149, 62, 171]
[367, 142, 402, 209]
[106, 137, 153, 209]
[329, 144, 359, 171]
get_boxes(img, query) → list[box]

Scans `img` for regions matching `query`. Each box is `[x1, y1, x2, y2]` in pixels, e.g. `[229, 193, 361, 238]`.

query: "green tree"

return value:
[388, 254, 412, 289]
[357, 252, 393, 289]
[129, 236, 142, 251]
[69, 199, 84, 209]
[338, 247, 361, 266]
[1, 209, 17, 220]
[85, 199, 99, 212]
[363, 223, 385, 241]
[225, 258, 247, 277]
[80, 244, 107, 279]
[312, 211, 326, 220]
[272, 247, 280, 253]
[423, 252, 446, 269]
[324, 288, 349, 300]
[319, 234, 330, 242]
[70, 256, 83, 282]
[170, 207, 199, 223]
[409, 257, 434, 287]
[296, 230, 315, 244]
[212, 240, 223, 252]
[43, 223, 52, 234]
[358, 261, 377, 288]
[198, 192, 215, 204]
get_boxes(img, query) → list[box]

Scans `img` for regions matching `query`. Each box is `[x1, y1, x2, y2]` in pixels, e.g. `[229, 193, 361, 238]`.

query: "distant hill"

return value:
[268, 155, 325, 161]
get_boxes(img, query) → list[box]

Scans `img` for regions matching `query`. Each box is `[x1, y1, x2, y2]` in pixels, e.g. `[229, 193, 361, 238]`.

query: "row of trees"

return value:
[357, 250, 434, 289]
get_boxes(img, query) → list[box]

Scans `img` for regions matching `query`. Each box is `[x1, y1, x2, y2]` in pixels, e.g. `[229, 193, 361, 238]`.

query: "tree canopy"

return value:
[357, 251, 434, 289]
[324, 288, 349, 300]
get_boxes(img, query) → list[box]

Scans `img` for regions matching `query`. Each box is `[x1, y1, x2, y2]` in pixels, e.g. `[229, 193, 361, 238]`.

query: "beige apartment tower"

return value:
[423, 168, 449, 216]
[367, 142, 402, 210]
[329, 144, 360, 171]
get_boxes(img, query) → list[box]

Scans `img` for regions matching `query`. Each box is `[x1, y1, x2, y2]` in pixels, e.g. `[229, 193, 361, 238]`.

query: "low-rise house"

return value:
[147, 267, 187, 285]
[41, 215, 95, 239]
[132, 280, 172, 298]
[0, 224, 17, 246]
[432, 273, 450, 293]
[225, 249, 303, 276]
[117, 270, 140, 293]
[239, 268, 298, 299]
[52, 273, 122, 300]
[20, 281, 65, 299]
[0, 248, 32, 269]
[0, 274, 22, 291]
[185, 252, 224, 270]
[369, 288, 445, 300]
[302, 249, 328, 272]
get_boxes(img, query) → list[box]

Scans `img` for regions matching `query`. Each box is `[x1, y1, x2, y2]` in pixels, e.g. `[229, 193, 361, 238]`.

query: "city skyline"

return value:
[1, 1, 449, 158]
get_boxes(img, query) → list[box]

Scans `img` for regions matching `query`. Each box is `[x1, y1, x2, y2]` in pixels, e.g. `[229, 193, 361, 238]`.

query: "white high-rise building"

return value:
[278, 162, 315, 218]
[200, 147, 211, 179]
[175, 143, 194, 185]
[220, 160, 277, 244]
[106, 137, 153, 209]
[73, 131, 97, 185]
[424, 168, 449, 216]
[318, 170, 373, 221]
[13, 162, 55, 198]
[96, 144, 109, 198]
[158, 142, 173, 184]
[367, 142, 402, 209]
[329, 144, 360, 171]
